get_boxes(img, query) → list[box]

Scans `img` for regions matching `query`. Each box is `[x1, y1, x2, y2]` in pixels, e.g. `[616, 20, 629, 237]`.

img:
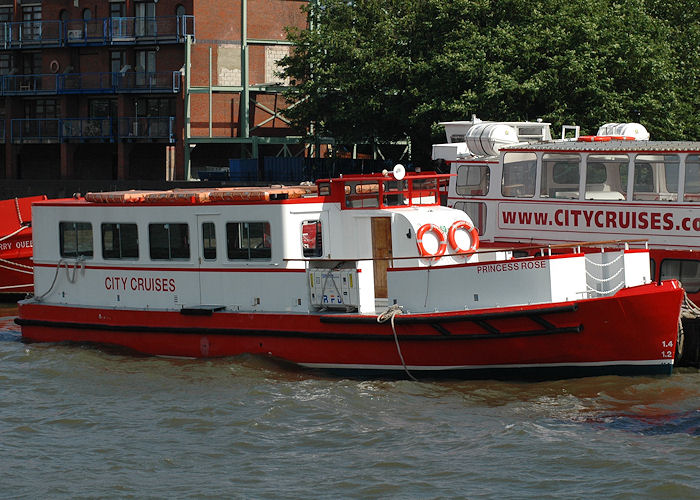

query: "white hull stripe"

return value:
[299, 359, 672, 371]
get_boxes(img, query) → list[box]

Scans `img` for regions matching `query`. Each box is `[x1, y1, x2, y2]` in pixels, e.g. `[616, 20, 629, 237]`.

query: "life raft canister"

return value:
[416, 224, 447, 258]
[447, 220, 479, 256]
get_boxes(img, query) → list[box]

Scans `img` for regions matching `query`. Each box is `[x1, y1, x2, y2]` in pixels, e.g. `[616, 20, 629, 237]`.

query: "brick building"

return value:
[0, 0, 309, 188]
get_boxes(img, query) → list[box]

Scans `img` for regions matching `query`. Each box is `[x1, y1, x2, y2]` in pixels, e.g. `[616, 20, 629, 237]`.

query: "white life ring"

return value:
[447, 220, 479, 256]
[49, 60, 60, 73]
[416, 224, 447, 258]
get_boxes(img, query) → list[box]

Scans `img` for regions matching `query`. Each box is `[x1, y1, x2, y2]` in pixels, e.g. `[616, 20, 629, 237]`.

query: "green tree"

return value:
[280, 0, 699, 163]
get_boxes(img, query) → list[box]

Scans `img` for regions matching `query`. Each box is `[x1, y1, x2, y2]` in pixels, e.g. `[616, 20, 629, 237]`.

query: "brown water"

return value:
[1, 302, 699, 498]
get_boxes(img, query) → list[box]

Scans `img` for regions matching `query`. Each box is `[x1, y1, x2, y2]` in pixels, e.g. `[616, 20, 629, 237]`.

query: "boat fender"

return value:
[447, 220, 479, 256]
[416, 224, 447, 258]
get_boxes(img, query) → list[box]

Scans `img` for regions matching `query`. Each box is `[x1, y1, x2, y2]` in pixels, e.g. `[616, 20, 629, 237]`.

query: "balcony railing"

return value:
[0, 71, 180, 95]
[10, 117, 175, 143]
[0, 15, 195, 48]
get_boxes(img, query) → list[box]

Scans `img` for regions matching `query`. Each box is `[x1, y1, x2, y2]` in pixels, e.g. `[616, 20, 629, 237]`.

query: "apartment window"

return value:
[22, 5, 41, 41]
[59, 222, 93, 258]
[82, 9, 92, 21]
[136, 2, 157, 37]
[25, 99, 59, 119]
[102, 223, 139, 259]
[149, 223, 190, 260]
[227, 222, 271, 260]
[136, 97, 174, 117]
[22, 52, 41, 76]
[110, 2, 126, 17]
[0, 6, 13, 23]
[135, 49, 156, 86]
[89, 99, 117, 119]
[0, 54, 12, 75]
[201, 222, 216, 260]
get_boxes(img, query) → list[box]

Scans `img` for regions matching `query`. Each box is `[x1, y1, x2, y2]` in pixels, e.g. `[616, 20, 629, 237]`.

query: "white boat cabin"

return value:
[30, 171, 652, 317]
[435, 118, 700, 293]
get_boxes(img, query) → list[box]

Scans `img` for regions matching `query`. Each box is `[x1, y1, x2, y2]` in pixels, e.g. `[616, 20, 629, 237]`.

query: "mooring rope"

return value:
[377, 304, 417, 381]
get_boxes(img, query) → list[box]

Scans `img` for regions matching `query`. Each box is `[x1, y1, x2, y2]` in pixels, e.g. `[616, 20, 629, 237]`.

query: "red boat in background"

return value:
[0, 196, 45, 295]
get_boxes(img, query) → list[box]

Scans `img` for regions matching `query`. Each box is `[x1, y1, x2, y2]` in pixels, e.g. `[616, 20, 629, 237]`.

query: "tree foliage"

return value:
[280, 0, 700, 162]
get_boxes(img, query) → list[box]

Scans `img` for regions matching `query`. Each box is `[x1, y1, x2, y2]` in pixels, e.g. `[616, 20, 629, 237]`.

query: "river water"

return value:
[1, 302, 699, 499]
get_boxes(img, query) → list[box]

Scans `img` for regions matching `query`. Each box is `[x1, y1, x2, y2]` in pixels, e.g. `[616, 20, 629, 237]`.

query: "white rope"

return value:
[377, 304, 417, 381]
[14, 197, 23, 225]
[34, 257, 85, 301]
[0, 258, 33, 272]
[586, 280, 625, 296]
[0, 283, 32, 291]
[584, 254, 623, 267]
[585, 266, 624, 283]
[0, 225, 28, 243]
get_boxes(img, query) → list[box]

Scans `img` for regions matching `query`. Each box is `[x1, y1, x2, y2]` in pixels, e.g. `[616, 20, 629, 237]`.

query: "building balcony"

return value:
[0, 15, 195, 49]
[10, 117, 175, 143]
[1, 71, 181, 95]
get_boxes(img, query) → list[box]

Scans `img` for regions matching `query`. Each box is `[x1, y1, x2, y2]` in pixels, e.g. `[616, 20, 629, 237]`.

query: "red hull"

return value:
[0, 196, 40, 295]
[17, 281, 683, 378]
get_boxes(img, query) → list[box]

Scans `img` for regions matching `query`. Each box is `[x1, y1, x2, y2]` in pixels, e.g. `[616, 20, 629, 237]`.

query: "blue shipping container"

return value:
[228, 159, 259, 181]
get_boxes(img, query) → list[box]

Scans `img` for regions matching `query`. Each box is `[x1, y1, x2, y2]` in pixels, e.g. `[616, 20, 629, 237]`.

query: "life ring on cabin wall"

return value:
[416, 224, 447, 258]
[49, 60, 60, 73]
[447, 220, 479, 256]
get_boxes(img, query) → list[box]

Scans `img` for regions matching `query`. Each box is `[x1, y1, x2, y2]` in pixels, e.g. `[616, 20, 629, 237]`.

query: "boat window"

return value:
[633, 155, 679, 201]
[453, 202, 486, 236]
[201, 222, 216, 260]
[345, 181, 379, 208]
[456, 165, 490, 196]
[660, 259, 700, 293]
[317, 182, 331, 196]
[585, 155, 628, 201]
[683, 155, 700, 202]
[302, 220, 323, 257]
[502, 152, 536, 197]
[382, 179, 408, 206]
[59, 222, 93, 258]
[148, 223, 190, 260]
[227, 222, 271, 260]
[102, 223, 138, 259]
[540, 153, 579, 199]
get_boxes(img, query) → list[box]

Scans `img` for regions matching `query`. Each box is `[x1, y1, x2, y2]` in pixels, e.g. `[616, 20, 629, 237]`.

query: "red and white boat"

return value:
[16, 169, 683, 379]
[434, 117, 700, 365]
[0, 196, 45, 295]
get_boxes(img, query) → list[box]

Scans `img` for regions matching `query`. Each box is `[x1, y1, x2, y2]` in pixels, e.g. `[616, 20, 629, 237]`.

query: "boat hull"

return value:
[17, 281, 683, 379]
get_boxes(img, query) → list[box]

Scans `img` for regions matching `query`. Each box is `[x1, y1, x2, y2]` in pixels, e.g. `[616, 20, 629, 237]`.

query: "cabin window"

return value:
[302, 220, 323, 257]
[502, 152, 536, 197]
[201, 222, 216, 260]
[540, 153, 580, 199]
[317, 182, 331, 196]
[102, 223, 138, 259]
[227, 222, 271, 260]
[59, 222, 93, 258]
[345, 181, 380, 208]
[683, 155, 700, 202]
[456, 165, 490, 196]
[149, 223, 190, 260]
[453, 202, 486, 236]
[660, 259, 700, 293]
[585, 155, 628, 201]
[382, 179, 408, 206]
[633, 155, 679, 201]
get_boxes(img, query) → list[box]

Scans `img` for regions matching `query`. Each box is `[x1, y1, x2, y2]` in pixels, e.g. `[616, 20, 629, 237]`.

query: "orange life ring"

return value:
[447, 220, 479, 256]
[578, 135, 612, 142]
[416, 224, 447, 258]
[609, 136, 636, 140]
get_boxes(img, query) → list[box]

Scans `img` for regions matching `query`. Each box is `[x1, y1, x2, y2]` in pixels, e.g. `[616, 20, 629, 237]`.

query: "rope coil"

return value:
[377, 304, 417, 381]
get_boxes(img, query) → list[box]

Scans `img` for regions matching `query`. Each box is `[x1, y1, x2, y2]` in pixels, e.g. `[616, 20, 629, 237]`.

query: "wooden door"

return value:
[371, 217, 392, 298]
